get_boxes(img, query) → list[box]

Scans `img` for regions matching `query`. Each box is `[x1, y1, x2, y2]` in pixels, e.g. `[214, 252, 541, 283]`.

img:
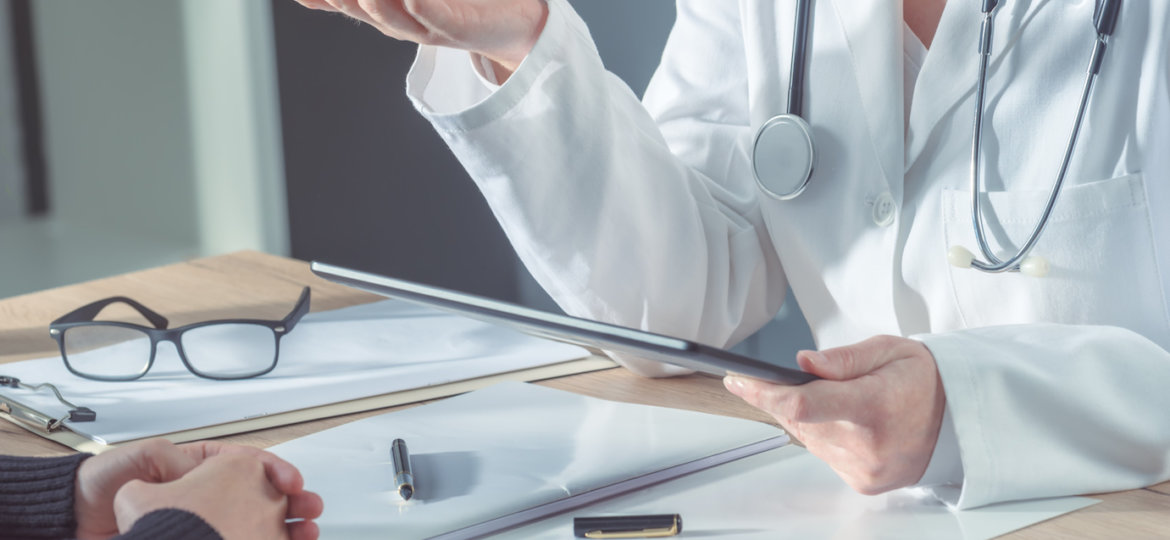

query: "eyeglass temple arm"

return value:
[280, 287, 312, 332]
[51, 297, 169, 329]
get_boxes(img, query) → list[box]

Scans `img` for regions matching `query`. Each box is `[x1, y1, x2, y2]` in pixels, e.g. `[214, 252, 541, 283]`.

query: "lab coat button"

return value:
[872, 192, 896, 227]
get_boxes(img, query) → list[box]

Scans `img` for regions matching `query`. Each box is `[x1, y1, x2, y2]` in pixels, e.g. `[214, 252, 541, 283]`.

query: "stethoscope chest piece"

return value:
[752, 114, 815, 200]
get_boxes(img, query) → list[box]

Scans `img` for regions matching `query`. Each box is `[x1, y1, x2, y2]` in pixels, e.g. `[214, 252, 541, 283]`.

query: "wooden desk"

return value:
[2, 251, 1166, 538]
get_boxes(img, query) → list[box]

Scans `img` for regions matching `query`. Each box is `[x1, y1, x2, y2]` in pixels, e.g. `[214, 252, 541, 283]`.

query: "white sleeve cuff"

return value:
[405, 0, 573, 127]
[470, 53, 502, 89]
[915, 403, 964, 489]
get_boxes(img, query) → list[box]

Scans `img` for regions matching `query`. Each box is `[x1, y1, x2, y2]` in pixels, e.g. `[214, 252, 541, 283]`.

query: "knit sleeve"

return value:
[0, 453, 88, 539]
[113, 509, 222, 540]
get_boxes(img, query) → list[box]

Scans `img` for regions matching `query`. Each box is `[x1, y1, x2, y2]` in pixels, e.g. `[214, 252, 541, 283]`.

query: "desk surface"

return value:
[1, 251, 1166, 538]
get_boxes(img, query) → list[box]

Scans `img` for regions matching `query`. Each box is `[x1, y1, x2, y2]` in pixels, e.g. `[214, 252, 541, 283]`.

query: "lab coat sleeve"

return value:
[405, 0, 786, 376]
[917, 324, 1170, 509]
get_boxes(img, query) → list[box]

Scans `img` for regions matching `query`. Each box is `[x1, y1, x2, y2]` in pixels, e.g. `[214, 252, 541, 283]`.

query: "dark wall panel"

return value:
[272, 1, 675, 303]
[272, 4, 519, 300]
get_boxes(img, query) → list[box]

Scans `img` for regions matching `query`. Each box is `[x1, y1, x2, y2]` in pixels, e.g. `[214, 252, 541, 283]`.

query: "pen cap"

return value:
[573, 514, 682, 538]
[391, 438, 412, 473]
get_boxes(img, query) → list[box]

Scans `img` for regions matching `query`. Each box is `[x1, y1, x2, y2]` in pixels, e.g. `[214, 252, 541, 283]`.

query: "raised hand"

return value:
[292, 0, 548, 80]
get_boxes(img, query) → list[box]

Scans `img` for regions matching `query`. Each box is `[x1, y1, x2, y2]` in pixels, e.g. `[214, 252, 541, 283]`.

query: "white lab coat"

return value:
[404, 0, 1170, 509]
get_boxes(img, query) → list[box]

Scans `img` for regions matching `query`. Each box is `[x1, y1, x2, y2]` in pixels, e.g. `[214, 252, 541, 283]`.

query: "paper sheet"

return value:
[267, 382, 788, 540]
[502, 445, 1098, 540]
[0, 300, 589, 443]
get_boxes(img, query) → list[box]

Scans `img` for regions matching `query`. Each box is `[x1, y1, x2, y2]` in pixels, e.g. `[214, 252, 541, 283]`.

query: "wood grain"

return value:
[0, 251, 1163, 538]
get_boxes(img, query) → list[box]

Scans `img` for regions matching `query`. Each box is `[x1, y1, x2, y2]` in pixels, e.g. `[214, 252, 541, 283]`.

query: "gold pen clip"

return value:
[584, 523, 680, 539]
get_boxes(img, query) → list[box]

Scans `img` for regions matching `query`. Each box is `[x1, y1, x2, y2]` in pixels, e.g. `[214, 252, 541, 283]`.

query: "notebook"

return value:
[501, 446, 1098, 539]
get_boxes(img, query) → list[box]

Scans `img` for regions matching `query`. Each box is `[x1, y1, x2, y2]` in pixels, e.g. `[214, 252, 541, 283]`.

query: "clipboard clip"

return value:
[0, 375, 96, 433]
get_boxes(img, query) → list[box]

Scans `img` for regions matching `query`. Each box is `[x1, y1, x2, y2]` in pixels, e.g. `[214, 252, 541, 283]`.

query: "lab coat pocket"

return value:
[940, 173, 1169, 338]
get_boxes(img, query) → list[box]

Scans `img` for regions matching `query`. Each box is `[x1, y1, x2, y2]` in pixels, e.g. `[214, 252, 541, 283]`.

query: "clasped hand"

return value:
[725, 335, 946, 495]
[75, 439, 323, 540]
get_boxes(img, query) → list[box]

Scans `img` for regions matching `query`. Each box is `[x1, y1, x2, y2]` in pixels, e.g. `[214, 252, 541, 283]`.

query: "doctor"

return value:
[293, 0, 1170, 508]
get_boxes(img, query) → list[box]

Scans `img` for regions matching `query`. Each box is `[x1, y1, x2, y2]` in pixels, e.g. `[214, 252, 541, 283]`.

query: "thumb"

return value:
[124, 439, 200, 484]
[181, 441, 305, 495]
[796, 336, 901, 381]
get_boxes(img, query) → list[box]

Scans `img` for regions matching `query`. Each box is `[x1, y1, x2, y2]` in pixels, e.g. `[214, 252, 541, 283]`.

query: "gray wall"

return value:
[33, 0, 197, 242]
[0, 0, 25, 222]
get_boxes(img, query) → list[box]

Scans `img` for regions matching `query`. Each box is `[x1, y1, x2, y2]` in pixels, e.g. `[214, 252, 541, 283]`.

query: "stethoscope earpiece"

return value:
[947, 246, 976, 269]
[1019, 256, 1050, 278]
[947, 245, 1049, 277]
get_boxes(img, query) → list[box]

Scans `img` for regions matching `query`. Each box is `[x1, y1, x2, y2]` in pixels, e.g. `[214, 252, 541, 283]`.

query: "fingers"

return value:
[287, 491, 325, 521]
[796, 335, 916, 381]
[124, 438, 201, 483]
[289, 519, 321, 540]
[293, 0, 334, 10]
[360, 0, 429, 37]
[180, 441, 305, 495]
[327, 0, 429, 40]
[325, 0, 380, 28]
[724, 375, 878, 424]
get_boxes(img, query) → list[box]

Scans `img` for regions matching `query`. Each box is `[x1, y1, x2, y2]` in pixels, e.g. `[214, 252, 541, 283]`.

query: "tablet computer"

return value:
[311, 262, 817, 385]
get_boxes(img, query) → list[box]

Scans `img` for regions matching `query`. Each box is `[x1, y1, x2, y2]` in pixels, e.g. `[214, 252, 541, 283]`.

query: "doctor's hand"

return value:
[724, 335, 945, 495]
[291, 0, 548, 80]
[75, 438, 323, 540]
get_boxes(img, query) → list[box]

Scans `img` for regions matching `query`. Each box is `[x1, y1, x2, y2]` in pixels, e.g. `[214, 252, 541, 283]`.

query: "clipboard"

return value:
[0, 355, 615, 454]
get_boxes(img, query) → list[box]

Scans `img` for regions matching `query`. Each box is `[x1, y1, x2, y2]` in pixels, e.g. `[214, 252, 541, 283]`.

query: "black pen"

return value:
[391, 438, 415, 500]
[573, 514, 682, 538]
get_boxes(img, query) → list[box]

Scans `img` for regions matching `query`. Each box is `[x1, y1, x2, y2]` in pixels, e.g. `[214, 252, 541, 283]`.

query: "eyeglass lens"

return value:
[61, 324, 152, 379]
[180, 323, 277, 378]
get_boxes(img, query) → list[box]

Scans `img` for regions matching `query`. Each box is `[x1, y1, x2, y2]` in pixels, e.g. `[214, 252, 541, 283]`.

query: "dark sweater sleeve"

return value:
[0, 454, 222, 540]
[114, 509, 222, 540]
[0, 453, 88, 539]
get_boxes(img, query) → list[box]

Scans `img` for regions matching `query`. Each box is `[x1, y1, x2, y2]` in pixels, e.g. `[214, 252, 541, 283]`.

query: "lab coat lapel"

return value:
[905, 0, 1052, 172]
[825, 0, 904, 198]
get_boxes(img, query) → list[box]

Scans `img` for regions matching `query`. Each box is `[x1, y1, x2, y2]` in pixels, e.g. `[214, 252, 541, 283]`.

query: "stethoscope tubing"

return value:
[787, 0, 813, 117]
[967, 9, 1112, 273]
[752, 0, 1120, 277]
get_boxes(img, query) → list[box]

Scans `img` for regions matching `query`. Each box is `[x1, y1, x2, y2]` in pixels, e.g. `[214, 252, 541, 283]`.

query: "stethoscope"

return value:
[751, 0, 1123, 277]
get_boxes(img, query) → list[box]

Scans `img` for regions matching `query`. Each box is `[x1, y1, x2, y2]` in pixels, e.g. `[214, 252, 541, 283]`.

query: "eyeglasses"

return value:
[48, 288, 311, 381]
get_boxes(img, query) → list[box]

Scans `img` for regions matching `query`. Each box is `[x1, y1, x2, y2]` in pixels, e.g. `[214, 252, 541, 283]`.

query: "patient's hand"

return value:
[113, 451, 320, 540]
[75, 438, 323, 540]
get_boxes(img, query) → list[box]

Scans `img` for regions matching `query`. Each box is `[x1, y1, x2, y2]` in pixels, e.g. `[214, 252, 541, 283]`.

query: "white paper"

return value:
[0, 300, 588, 443]
[266, 382, 788, 540]
[502, 445, 1099, 540]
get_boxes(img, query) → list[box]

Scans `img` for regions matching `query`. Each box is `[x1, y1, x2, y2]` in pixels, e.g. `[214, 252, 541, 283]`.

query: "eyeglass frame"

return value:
[47, 287, 311, 381]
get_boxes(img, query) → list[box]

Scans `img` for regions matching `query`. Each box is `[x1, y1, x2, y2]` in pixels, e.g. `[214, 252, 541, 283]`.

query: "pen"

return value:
[391, 438, 414, 500]
[573, 514, 682, 538]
